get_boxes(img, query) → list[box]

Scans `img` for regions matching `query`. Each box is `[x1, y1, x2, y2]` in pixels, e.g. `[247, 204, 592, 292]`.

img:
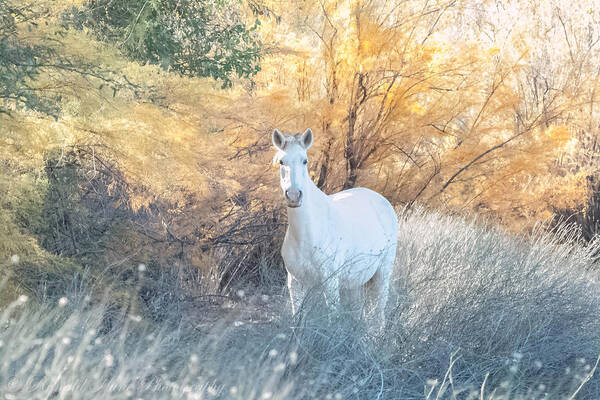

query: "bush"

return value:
[390, 207, 600, 396]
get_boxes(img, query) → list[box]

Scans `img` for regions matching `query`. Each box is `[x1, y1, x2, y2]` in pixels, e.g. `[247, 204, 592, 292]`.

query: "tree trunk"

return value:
[343, 107, 359, 190]
[316, 134, 333, 190]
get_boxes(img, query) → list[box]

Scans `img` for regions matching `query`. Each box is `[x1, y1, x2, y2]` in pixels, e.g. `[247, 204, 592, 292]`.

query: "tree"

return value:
[0, 0, 141, 117]
[66, 0, 262, 87]
[0, 1, 62, 116]
[218, 0, 598, 229]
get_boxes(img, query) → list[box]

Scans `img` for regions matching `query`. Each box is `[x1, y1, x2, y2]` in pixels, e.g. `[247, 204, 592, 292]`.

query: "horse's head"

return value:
[272, 128, 314, 208]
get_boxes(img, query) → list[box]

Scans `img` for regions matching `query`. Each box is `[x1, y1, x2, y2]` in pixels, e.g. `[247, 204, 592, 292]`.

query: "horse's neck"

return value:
[286, 180, 330, 245]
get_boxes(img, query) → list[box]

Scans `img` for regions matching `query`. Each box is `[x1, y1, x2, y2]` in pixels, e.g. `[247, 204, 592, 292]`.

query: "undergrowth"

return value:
[1, 208, 599, 399]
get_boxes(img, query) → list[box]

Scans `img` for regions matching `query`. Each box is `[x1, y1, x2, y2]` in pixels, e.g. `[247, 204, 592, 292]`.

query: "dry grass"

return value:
[1, 207, 599, 399]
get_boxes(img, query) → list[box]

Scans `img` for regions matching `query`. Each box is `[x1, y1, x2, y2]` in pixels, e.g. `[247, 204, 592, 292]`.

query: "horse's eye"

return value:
[279, 160, 284, 165]
[303, 159, 308, 165]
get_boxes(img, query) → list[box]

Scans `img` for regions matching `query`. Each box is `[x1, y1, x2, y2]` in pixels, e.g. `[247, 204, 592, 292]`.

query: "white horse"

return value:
[272, 128, 398, 327]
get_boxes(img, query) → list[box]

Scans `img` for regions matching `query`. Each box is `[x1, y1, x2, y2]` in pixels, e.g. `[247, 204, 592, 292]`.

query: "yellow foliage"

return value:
[409, 102, 427, 116]
[546, 125, 571, 146]
[488, 47, 500, 56]
[3, 0, 600, 272]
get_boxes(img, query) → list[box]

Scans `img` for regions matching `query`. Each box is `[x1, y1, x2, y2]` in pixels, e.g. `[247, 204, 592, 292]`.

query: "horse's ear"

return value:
[272, 129, 286, 150]
[300, 128, 313, 150]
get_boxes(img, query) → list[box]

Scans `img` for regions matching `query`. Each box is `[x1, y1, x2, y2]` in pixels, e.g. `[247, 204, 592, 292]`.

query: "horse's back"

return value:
[329, 187, 398, 248]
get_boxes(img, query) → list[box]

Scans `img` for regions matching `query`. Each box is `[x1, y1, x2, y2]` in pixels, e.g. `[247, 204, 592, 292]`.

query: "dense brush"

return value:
[1, 208, 599, 399]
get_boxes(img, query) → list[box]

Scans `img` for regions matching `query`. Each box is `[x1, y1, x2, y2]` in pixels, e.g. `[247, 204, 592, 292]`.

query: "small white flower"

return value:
[534, 360, 543, 369]
[190, 354, 199, 363]
[0, 340, 4, 348]
[274, 363, 286, 372]
[137, 263, 146, 272]
[229, 386, 238, 395]
[104, 354, 114, 367]
[509, 365, 518, 374]
[10, 255, 20, 264]
[128, 314, 142, 322]
[426, 379, 438, 386]
[94, 338, 102, 345]
[62, 337, 71, 345]
[335, 393, 342, 400]
[512, 352, 523, 361]
[17, 295, 28, 304]
[262, 392, 272, 399]
[275, 333, 287, 340]
[261, 294, 270, 302]
[289, 351, 298, 365]
[268, 349, 278, 358]
[233, 320, 244, 327]
[236, 290, 245, 298]
[538, 384, 546, 391]
[58, 297, 68, 307]
[63, 384, 73, 392]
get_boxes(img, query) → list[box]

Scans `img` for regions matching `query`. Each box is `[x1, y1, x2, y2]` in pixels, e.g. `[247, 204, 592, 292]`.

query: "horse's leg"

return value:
[366, 251, 395, 330]
[323, 277, 340, 310]
[340, 286, 362, 319]
[287, 273, 306, 315]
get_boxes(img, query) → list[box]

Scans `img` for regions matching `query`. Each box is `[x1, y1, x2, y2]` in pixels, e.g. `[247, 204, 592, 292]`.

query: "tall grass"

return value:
[1, 208, 599, 399]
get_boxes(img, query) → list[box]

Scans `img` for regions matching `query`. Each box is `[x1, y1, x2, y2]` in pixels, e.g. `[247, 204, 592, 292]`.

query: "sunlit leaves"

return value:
[66, 0, 263, 88]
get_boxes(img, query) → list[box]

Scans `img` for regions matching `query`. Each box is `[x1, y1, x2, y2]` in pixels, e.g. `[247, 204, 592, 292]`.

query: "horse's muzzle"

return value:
[285, 189, 302, 208]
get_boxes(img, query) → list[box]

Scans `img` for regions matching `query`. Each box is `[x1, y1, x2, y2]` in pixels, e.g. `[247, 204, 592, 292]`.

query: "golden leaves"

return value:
[409, 102, 426, 116]
[3, 0, 598, 237]
[545, 125, 571, 146]
[488, 47, 500, 56]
